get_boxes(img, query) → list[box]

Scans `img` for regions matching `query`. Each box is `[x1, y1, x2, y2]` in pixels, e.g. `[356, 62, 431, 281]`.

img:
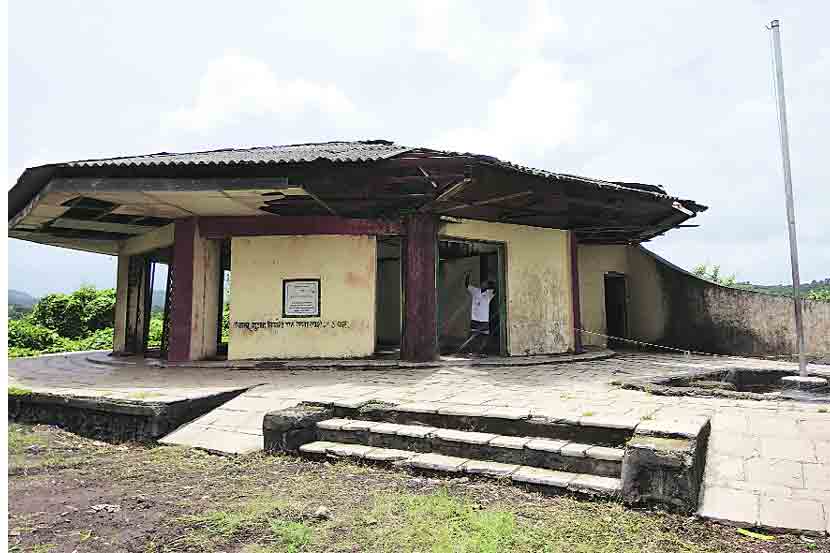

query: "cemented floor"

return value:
[9, 350, 830, 534]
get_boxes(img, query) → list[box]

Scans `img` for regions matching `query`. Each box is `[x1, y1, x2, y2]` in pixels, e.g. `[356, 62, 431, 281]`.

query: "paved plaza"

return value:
[9, 350, 830, 534]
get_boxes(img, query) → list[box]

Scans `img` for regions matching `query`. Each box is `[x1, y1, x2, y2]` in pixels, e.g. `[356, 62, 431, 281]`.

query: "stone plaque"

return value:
[283, 279, 321, 318]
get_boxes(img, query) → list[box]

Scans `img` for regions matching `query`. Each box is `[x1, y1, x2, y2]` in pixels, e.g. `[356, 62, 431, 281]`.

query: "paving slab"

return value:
[512, 466, 575, 488]
[11, 349, 830, 533]
[463, 460, 520, 477]
[408, 453, 468, 472]
[759, 496, 827, 535]
[698, 486, 759, 526]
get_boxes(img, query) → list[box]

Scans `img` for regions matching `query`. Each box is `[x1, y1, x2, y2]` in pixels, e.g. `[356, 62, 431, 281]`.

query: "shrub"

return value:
[80, 328, 115, 350]
[148, 315, 164, 349]
[29, 293, 86, 338]
[8, 320, 63, 351]
[84, 289, 116, 330]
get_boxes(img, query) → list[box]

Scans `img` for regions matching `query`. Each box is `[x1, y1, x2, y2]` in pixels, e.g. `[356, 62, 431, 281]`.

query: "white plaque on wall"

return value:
[283, 279, 321, 318]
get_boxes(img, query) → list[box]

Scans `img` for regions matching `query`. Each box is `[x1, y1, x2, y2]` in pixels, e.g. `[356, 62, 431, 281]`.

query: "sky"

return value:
[7, 0, 830, 297]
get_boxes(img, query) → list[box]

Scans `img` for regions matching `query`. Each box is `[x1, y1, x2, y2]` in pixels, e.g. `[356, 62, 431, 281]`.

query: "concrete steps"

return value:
[265, 400, 711, 510]
[299, 440, 622, 496]
[315, 418, 624, 478]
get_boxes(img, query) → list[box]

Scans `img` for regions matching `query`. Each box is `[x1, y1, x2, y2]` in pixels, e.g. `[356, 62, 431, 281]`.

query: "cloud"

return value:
[413, 0, 564, 69]
[163, 51, 357, 131]
[431, 60, 588, 161]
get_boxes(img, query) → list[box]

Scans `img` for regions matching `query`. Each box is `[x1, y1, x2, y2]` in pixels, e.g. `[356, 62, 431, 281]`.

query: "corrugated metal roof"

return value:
[66, 140, 412, 168]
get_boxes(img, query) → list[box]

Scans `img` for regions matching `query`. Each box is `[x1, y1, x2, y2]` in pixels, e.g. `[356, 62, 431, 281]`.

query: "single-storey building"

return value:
[8, 140, 711, 362]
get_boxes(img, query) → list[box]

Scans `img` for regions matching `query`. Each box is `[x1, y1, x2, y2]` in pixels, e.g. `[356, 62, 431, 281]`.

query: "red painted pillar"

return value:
[168, 218, 196, 362]
[401, 214, 439, 361]
[570, 232, 584, 353]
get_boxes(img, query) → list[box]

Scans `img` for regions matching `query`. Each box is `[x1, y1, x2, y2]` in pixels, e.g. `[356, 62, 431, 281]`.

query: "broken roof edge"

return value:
[7, 139, 707, 222]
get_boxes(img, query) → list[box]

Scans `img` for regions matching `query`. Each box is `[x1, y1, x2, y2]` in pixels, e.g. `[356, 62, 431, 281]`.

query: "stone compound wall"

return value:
[578, 244, 830, 357]
[642, 248, 830, 358]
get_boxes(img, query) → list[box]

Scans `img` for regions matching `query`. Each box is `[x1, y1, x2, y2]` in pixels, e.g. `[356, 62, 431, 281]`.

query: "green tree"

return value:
[29, 293, 86, 338]
[692, 263, 736, 287]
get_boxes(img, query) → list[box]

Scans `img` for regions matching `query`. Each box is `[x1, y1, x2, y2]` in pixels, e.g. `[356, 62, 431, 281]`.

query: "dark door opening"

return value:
[437, 238, 506, 356]
[604, 272, 628, 348]
[375, 237, 403, 355]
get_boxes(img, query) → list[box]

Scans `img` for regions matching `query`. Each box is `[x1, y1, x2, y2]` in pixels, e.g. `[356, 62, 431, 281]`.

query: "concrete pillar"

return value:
[401, 214, 438, 361]
[112, 254, 130, 354]
[113, 253, 151, 355]
[168, 218, 222, 362]
[569, 231, 584, 353]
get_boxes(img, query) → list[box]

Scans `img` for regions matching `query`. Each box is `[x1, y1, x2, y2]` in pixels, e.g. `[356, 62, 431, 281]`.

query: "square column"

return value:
[168, 218, 222, 362]
[401, 214, 438, 361]
[113, 253, 151, 355]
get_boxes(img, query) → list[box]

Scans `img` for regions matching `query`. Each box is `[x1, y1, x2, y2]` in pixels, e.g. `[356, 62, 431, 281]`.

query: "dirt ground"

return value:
[8, 423, 829, 553]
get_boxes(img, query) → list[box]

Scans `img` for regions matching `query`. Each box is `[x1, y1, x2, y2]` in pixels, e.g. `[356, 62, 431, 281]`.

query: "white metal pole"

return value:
[769, 19, 808, 376]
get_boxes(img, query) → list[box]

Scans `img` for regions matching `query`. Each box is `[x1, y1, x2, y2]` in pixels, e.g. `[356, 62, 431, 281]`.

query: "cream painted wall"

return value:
[626, 246, 668, 343]
[576, 244, 669, 347]
[577, 245, 629, 347]
[440, 219, 573, 355]
[229, 235, 377, 359]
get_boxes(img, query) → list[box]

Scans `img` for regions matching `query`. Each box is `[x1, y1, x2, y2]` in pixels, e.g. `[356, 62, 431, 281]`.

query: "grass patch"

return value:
[8, 385, 33, 396]
[365, 489, 517, 552]
[358, 488, 719, 553]
[173, 496, 312, 551]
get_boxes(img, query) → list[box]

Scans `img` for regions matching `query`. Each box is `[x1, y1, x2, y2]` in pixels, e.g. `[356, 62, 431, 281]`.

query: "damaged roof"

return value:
[8, 139, 707, 252]
[65, 140, 412, 168]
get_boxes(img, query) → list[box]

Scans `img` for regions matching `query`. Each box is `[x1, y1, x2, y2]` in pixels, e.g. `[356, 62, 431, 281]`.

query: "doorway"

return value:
[437, 238, 506, 356]
[604, 272, 628, 347]
[375, 237, 403, 355]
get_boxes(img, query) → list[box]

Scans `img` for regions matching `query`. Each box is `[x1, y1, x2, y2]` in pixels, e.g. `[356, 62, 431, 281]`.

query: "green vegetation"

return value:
[10, 424, 820, 553]
[693, 264, 830, 302]
[8, 283, 229, 358]
[8, 286, 118, 358]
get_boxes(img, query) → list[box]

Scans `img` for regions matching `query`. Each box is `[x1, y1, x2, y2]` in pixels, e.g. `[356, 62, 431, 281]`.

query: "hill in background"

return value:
[9, 289, 37, 308]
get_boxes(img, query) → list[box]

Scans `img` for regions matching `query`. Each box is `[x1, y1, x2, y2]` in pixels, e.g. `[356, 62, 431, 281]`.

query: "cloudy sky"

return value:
[8, 1, 829, 296]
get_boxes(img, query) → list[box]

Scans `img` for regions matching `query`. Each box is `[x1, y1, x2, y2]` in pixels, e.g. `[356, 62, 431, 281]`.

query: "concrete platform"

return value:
[8, 350, 830, 534]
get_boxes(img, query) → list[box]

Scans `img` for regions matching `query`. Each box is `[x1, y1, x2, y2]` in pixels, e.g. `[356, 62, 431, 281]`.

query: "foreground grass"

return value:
[8, 424, 826, 553]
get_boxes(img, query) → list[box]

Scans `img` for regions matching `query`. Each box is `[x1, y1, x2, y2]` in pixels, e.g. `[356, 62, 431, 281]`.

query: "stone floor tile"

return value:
[760, 437, 818, 462]
[697, 486, 759, 526]
[745, 458, 806, 489]
[704, 455, 746, 485]
[463, 460, 519, 477]
[568, 474, 621, 494]
[759, 496, 827, 534]
[560, 442, 591, 458]
[326, 443, 376, 459]
[526, 439, 568, 454]
[707, 433, 761, 458]
[363, 448, 414, 462]
[512, 467, 575, 488]
[585, 446, 624, 462]
[394, 425, 437, 438]
[316, 418, 353, 431]
[802, 463, 830, 491]
[408, 453, 468, 472]
[489, 436, 530, 449]
[432, 429, 496, 445]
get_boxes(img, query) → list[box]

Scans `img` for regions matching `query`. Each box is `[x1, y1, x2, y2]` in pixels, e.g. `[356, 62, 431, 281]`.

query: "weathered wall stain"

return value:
[578, 245, 830, 357]
[441, 219, 573, 355]
[229, 235, 377, 359]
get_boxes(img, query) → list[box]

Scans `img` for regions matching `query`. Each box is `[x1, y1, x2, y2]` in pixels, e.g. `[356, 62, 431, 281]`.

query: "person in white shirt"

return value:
[457, 272, 496, 355]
